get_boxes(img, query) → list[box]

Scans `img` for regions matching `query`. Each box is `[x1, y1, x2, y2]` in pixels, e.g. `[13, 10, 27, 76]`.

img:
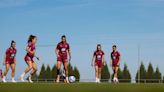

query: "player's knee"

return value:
[115, 71, 118, 74]
[57, 66, 61, 70]
[6, 68, 9, 72]
[64, 67, 68, 71]
[95, 70, 98, 73]
[12, 69, 15, 72]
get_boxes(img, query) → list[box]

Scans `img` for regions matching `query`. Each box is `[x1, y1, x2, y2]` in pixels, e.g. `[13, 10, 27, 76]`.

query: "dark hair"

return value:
[28, 35, 36, 43]
[112, 45, 117, 48]
[61, 35, 66, 39]
[11, 40, 16, 47]
[97, 44, 101, 50]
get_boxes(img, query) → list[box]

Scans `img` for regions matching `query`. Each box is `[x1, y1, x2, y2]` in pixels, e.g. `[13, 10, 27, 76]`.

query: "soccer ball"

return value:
[69, 76, 76, 83]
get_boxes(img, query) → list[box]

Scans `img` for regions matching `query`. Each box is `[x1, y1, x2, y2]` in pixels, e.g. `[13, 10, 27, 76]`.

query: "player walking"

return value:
[2, 40, 17, 83]
[56, 35, 71, 83]
[92, 44, 106, 83]
[110, 45, 120, 83]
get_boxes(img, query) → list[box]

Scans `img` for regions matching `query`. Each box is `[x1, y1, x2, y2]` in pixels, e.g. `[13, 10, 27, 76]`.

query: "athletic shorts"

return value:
[24, 55, 34, 64]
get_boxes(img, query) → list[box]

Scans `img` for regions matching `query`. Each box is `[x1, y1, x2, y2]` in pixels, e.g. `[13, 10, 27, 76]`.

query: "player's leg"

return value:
[114, 66, 119, 83]
[3, 64, 10, 82]
[10, 63, 16, 82]
[31, 62, 37, 76]
[20, 61, 33, 82]
[112, 66, 116, 82]
[56, 61, 62, 83]
[98, 67, 102, 83]
[28, 62, 37, 83]
[64, 62, 69, 83]
[62, 69, 67, 83]
[95, 65, 98, 83]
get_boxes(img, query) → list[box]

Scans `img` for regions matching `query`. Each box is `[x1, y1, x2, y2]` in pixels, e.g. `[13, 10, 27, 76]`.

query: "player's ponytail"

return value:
[28, 35, 36, 43]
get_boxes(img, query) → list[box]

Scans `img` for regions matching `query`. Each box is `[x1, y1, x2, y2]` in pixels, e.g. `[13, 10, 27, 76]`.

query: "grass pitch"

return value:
[0, 82, 164, 92]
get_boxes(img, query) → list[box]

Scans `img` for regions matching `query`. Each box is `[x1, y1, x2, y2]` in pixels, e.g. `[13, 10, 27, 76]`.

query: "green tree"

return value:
[73, 66, 80, 82]
[121, 64, 131, 83]
[118, 68, 123, 82]
[51, 64, 57, 79]
[45, 65, 52, 79]
[135, 62, 147, 83]
[39, 64, 46, 80]
[68, 62, 74, 76]
[38, 62, 81, 82]
[146, 63, 154, 83]
[153, 67, 162, 83]
[101, 64, 110, 82]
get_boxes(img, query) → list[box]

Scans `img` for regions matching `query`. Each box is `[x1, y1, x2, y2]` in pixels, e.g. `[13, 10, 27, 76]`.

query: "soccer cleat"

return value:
[2, 78, 7, 83]
[116, 78, 119, 83]
[20, 74, 25, 82]
[56, 79, 60, 83]
[12, 79, 17, 83]
[113, 77, 119, 84]
[56, 76, 60, 83]
[95, 77, 98, 83]
[98, 78, 101, 83]
[66, 77, 70, 83]
[29, 79, 33, 83]
[28, 76, 33, 83]
[113, 77, 116, 83]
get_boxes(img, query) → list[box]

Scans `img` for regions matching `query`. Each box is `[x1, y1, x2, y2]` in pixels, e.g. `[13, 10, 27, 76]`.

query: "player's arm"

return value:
[14, 58, 16, 64]
[110, 59, 113, 67]
[117, 56, 121, 66]
[56, 44, 60, 58]
[91, 55, 95, 67]
[26, 46, 35, 55]
[3, 49, 8, 65]
[102, 55, 106, 65]
[55, 47, 60, 57]
[3, 54, 6, 65]
[110, 53, 112, 67]
[68, 49, 71, 61]
[14, 50, 17, 64]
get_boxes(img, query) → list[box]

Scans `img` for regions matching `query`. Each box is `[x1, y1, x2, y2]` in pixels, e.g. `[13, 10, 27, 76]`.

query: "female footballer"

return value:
[92, 44, 106, 83]
[56, 35, 71, 83]
[20, 35, 38, 83]
[3, 40, 17, 83]
[110, 45, 121, 83]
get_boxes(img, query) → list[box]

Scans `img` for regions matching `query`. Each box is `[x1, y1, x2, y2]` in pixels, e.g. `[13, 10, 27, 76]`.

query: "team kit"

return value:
[1, 35, 120, 83]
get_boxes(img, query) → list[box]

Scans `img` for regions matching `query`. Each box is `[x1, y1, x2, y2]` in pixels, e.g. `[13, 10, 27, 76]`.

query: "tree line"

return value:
[102, 62, 163, 83]
[32, 62, 80, 82]
[135, 62, 162, 83]
[101, 64, 131, 83]
[32, 61, 164, 83]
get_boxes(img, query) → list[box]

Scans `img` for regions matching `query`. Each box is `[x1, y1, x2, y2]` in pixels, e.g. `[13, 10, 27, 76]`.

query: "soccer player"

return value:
[20, 35, 38, 83]
[92, 44, 106, 83]
[110, 45, 120, 83]
[2, 40, 17, 83]
[56, 35, 71, 83]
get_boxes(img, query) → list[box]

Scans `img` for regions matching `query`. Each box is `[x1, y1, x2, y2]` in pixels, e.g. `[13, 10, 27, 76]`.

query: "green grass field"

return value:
[0, 83, 164, 92]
